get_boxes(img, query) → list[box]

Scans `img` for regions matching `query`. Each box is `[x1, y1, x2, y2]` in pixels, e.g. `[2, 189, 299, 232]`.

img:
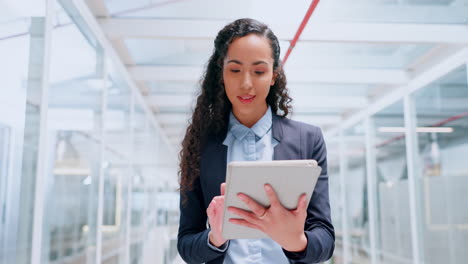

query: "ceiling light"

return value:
[378, 127, 453, 133]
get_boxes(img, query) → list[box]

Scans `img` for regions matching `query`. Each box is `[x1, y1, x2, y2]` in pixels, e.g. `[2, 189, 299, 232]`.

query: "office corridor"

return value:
[1, 0, 468, 263]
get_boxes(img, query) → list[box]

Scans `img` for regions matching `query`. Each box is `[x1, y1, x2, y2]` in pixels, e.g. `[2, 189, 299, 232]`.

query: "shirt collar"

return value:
[227, 106, 273, 142]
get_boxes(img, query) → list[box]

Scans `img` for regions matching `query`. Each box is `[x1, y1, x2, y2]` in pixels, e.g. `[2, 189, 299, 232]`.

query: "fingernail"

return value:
[237, 194, 245, 201]
[265, 184, 271, 191]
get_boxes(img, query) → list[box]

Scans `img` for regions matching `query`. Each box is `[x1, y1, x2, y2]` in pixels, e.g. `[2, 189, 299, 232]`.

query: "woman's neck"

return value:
[232, 104, 268, 128]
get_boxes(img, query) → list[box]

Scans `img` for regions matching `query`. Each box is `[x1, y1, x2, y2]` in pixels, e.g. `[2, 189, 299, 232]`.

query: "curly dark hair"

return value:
[179, 18, 292, 199]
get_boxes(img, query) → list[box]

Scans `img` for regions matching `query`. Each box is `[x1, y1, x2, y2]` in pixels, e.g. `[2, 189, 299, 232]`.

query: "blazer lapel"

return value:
[215, 143, 228, 184]
[272, 114, 288, 160]
[202, 137, 228, 203]
[272, 114, 301, 160]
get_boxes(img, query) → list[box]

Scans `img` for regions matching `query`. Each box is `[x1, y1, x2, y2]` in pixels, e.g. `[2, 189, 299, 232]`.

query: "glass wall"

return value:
[0, 11, 34, 264]
[373, 101, 413, 264]
[328, 62, 468, 264]
[101, 69, 132, 263]
[413, 65, 468, 264]
[1, 1, 179, 264]
[327, 140, 343, 264]
[343, 123, 370, 263]
[129, 103, 149, 264]
[42, 2, 102, 263]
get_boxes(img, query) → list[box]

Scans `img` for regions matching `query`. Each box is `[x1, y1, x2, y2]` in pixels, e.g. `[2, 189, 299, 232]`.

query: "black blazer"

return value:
[177, 114, 335, 264]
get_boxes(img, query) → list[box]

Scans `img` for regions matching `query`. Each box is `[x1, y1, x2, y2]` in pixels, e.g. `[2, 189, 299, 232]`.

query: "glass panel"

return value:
[0, 11, 40, 264]
[128, 102, 148, 264]
[327, 141, 344, 264]
[413, 65, 468, 264]
[101, 149, 128, 264]
[0, 17, 31, 37]
[343, 123, 370, 263]
[42, 2, 102, 263]
[145, 126, 159, 227]
[131, 104, 147, 231]
[101, 65, 132, 263]
[0, 25, 29, 256]
[129, 242, 143, 264]
[373, 101, 412, 264]
[0, 125, 10, 262]
[0, 125, 9, 176]
[43, 132, 100, 263]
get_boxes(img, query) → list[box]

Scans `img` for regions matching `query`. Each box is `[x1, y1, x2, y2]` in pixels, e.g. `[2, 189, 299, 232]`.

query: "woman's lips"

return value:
[237, 95, 256, 104]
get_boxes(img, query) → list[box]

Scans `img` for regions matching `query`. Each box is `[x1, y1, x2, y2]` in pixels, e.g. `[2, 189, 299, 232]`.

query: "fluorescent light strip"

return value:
[378, 127, 454, 133]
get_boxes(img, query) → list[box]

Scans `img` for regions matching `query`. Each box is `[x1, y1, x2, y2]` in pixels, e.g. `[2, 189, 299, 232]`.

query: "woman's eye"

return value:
[230, 69, 240, 73]
[255, 71, 265, 75]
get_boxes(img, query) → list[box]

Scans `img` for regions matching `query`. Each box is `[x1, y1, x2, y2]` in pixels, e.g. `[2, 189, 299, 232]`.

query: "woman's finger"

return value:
[264, 184, 281, 208]
[237, 193, 266, 217]
[229, 218, 262, 231]
[220, 182, 226, 196]
[207, 199, 216, 216]
[295, 193, 308, 215]
[227, 206, 260, 224]
[300, 193, 308, 209]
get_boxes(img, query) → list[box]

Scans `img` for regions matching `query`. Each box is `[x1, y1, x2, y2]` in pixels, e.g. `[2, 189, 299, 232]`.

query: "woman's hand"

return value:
[206, 183, 227, 248]
[228, 184, 308, 252]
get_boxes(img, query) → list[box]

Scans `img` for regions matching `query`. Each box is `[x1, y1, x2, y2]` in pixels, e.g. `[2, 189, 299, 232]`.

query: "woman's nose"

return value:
[241, 73, 253, 90]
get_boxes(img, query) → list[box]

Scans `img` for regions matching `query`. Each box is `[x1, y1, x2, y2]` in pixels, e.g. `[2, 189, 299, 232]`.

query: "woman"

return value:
[177, 18, 334, 264]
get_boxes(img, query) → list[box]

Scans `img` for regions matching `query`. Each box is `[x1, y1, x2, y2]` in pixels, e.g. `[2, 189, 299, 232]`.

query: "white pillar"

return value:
[123, 95, 135, 264]
[404, 95, 422, 264]
[95, 47, 108, 264]
[339, 132, 350, 264]
[30, 0, 53, 263]
[365, 117, 379, 264]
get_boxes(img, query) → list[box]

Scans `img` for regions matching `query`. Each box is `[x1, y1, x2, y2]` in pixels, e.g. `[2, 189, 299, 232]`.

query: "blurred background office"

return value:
[1, 0, 467, 263]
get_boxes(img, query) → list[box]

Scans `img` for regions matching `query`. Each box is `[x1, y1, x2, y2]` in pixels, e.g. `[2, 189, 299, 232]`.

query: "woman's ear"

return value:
[270, 72, 277, 86]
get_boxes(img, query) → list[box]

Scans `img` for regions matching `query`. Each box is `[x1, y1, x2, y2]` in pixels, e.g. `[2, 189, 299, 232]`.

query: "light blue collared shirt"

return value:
[220, 107, 289, 264]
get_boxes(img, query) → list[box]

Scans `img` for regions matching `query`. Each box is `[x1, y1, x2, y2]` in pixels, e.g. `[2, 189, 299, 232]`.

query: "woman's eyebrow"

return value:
[226, 59, 269, 65]
[252, 61, 268, 66]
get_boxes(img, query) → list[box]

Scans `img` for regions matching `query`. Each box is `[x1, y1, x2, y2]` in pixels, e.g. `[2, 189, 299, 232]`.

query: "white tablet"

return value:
[222, 159, 321, 240]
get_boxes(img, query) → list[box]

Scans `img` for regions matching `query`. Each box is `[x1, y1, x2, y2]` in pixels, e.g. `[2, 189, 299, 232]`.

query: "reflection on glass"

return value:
[0, 125, 10, 261]
[414, 65, 468, 264]
[374, 101, 412, 264]
[0, 10, 33, 264]
[343, 123, 369, 263]
[131, 104, 147, 230]
[2, 2, 180, 264]
[42, 2, 101, 263]
[129, 242, 143, 264]
[327, 141, 344, 264]
[0, 124, 9, 179]
[45, 131, 100, 263]
[101, 67, 131, 263]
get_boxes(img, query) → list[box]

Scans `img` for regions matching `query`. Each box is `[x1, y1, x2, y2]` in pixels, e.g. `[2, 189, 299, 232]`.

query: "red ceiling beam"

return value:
[282, 0, 320, 65]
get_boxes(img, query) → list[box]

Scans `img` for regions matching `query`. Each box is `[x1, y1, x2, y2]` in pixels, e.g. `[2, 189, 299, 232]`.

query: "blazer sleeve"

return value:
[283, 126, 335, 263]
[177, 176, 227, 263]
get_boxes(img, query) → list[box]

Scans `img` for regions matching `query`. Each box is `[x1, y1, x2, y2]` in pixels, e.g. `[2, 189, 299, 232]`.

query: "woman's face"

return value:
[223, 34, 276, 122]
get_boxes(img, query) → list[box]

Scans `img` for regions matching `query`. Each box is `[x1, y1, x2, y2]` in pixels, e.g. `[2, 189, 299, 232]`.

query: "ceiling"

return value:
[83, 0, 468, 151]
